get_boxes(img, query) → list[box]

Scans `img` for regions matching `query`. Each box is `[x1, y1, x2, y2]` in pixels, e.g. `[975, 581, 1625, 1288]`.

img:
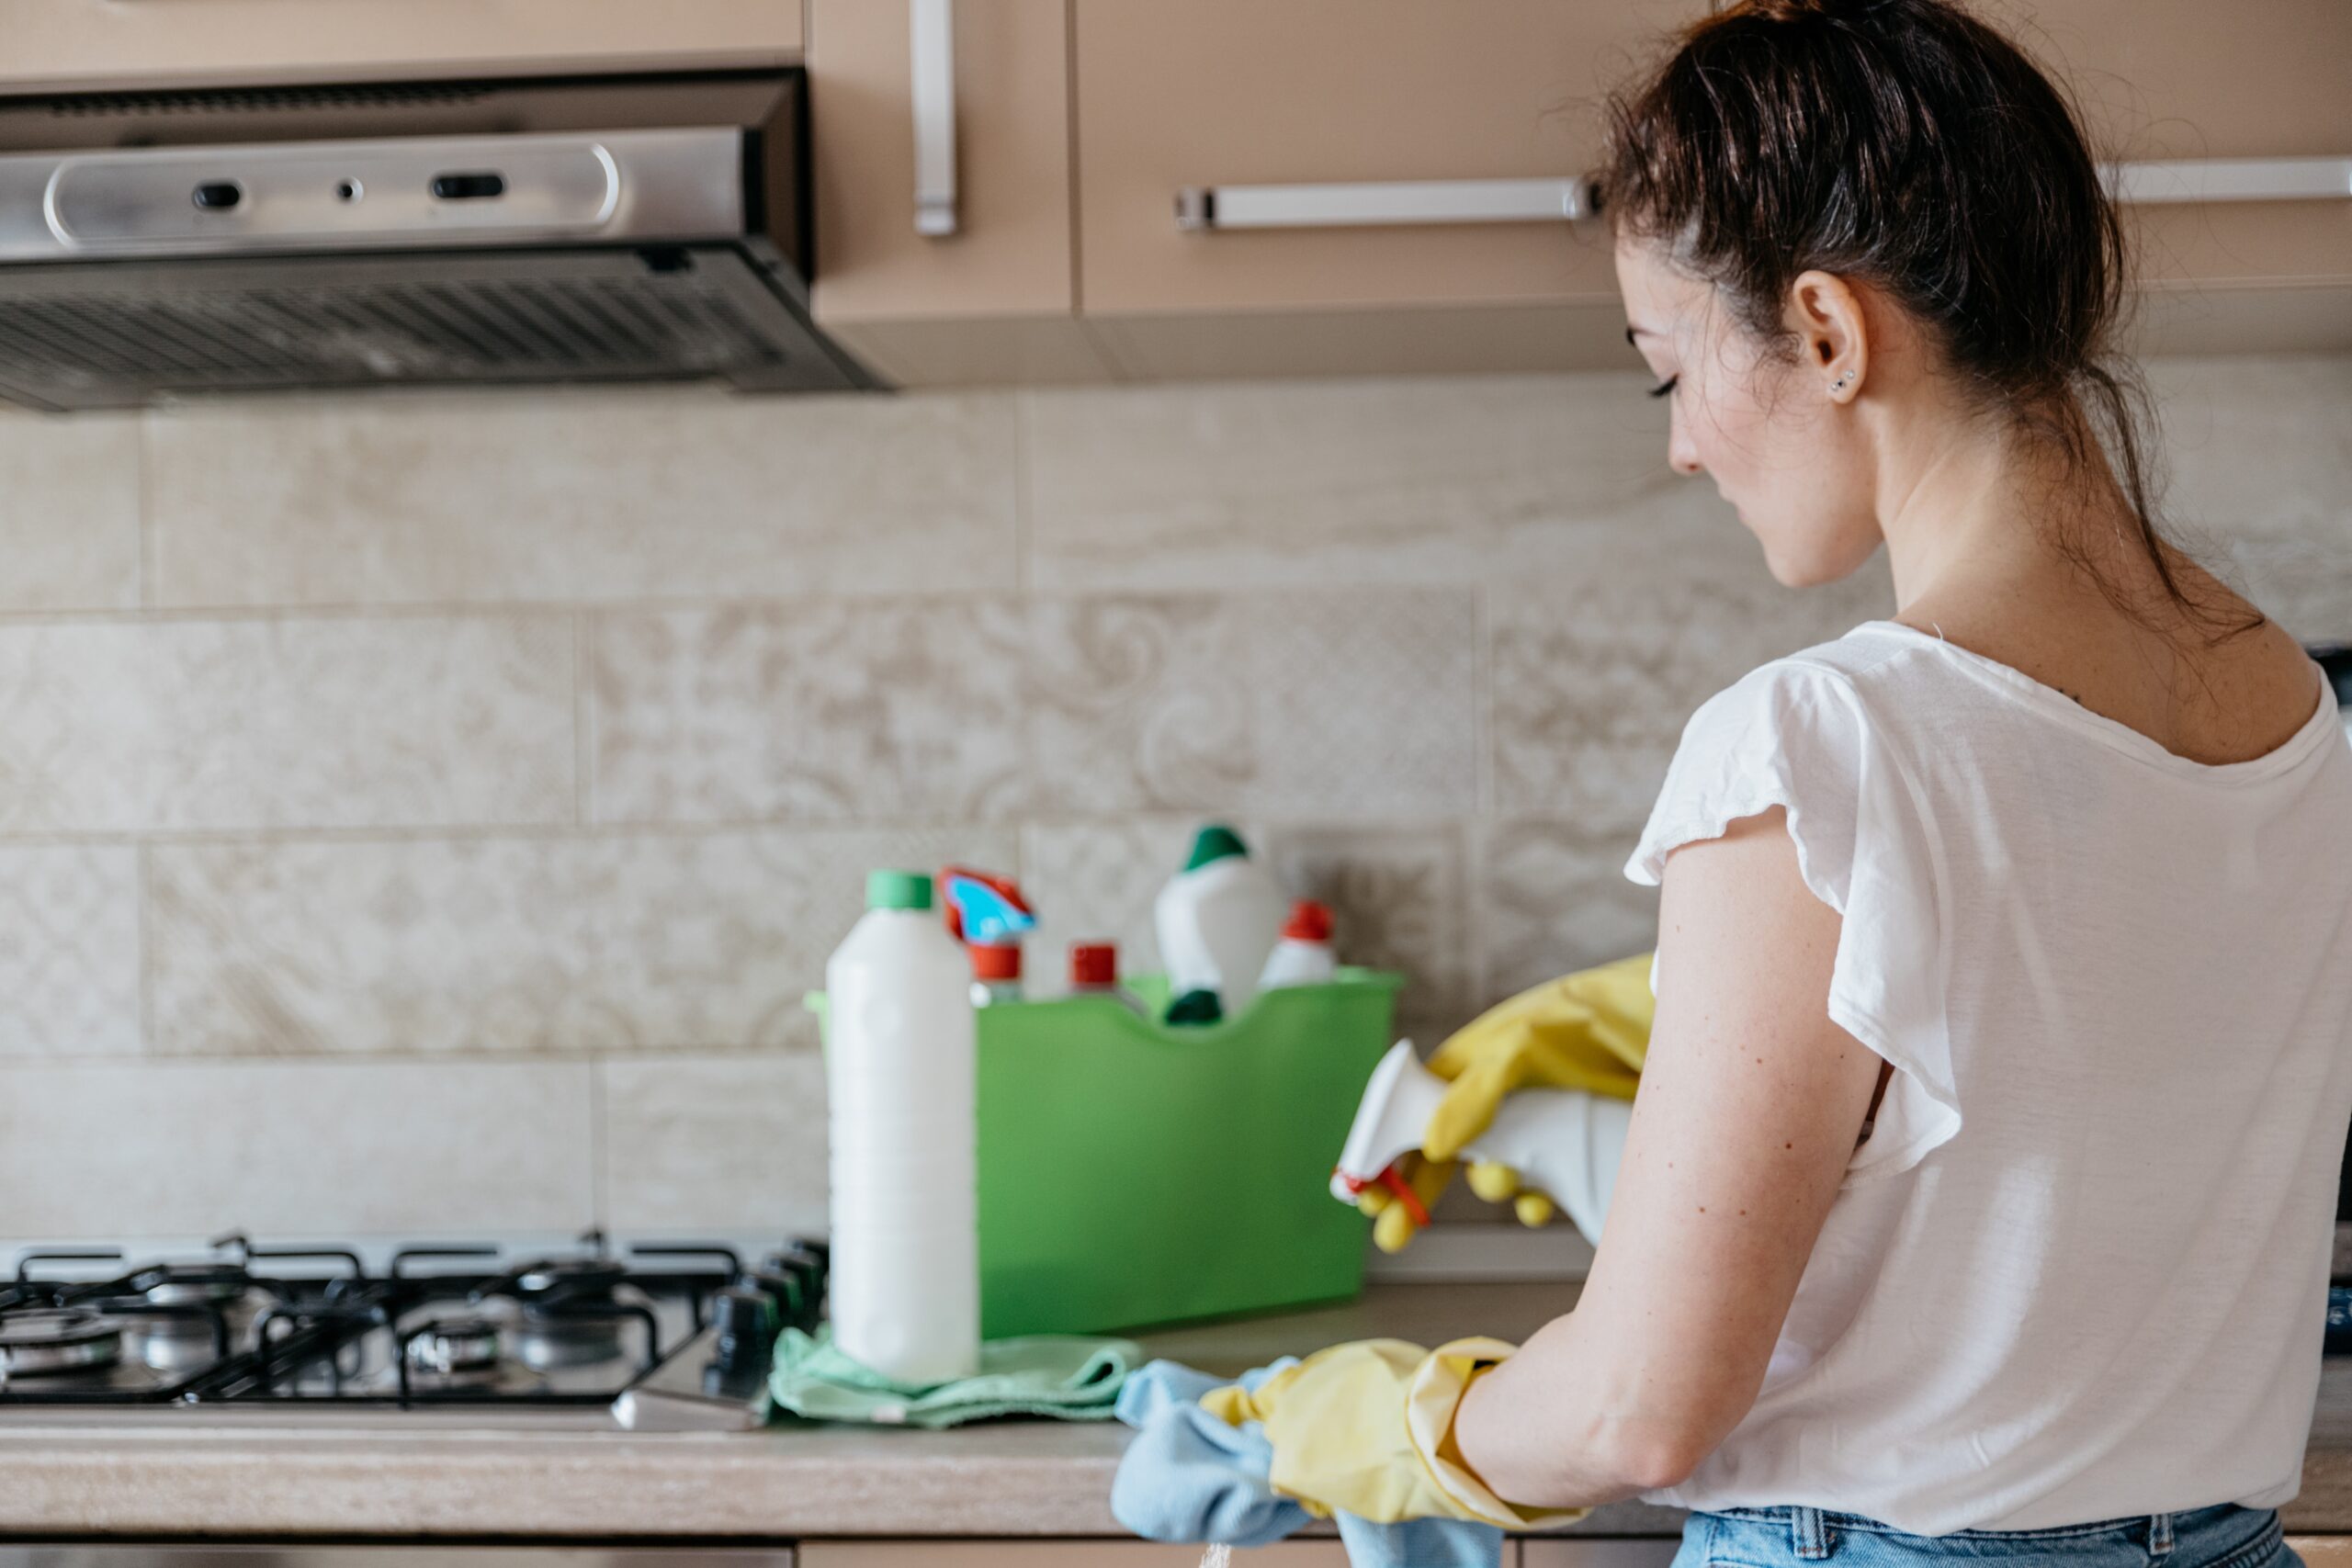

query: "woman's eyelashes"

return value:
[1646, 374, 1680, 400]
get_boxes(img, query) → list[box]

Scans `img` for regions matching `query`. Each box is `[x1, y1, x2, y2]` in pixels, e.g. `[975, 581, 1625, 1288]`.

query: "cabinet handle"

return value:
[2103, 156, 2352, 205]
[1173, 157, 2352, 233]
[910, 0, 956, 237]
[1176, 177, 1590, 232]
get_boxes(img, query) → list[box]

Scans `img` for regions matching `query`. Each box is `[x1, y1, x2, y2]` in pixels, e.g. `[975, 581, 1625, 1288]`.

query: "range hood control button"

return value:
[430, 172, 506, 200]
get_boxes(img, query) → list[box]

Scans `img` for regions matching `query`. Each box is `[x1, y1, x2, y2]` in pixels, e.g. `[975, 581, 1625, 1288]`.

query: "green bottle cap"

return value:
[866, 869, 933, 910]
[1184, 823, 1250, 872]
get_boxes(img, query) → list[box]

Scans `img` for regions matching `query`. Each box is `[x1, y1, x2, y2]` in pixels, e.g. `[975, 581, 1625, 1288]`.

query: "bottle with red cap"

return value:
[968, 941, 1024, 1007]
[1067, 941, 1147, 1016]
[1258, 899, 1339, 990]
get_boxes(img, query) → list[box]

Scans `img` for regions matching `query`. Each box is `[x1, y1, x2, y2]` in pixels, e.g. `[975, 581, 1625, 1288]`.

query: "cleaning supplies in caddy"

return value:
[1155, 824, 1285, 1025]
[1259, 900, 1338, 990]
[942, 865, 1036, 1007]
[1069, 942, 1148, 1016]
[823, 869, 979, 1384]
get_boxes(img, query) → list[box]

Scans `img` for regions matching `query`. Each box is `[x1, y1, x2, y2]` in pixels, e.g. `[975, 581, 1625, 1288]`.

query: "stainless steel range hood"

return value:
[0, 73, 875, 410]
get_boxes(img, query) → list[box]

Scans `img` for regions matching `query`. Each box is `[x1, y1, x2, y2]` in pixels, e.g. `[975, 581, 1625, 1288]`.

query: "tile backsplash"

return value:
[1, 356, 2346, 1246]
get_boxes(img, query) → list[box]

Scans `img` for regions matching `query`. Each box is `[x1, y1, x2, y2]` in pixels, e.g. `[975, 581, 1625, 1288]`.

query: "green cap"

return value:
[865, 869, 933, 910]
[1184, 823, 1250, 872]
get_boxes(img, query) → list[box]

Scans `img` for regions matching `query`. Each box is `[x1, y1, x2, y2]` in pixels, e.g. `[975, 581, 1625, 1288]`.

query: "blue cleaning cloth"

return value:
[1111, 1358, 1505, 1568]
[1111, 1357, 1307, 1548]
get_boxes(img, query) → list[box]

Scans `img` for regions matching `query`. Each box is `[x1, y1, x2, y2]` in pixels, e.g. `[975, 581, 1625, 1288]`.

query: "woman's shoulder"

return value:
[1694, 623, 1951, 734]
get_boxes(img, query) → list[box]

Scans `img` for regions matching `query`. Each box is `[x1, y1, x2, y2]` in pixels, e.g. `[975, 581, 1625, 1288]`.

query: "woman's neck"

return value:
[1872, 403, 2137, 621]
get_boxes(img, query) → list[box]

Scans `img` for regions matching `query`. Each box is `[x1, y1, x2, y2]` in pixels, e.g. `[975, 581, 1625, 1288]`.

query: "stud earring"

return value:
[1831, 370, 1856, 395]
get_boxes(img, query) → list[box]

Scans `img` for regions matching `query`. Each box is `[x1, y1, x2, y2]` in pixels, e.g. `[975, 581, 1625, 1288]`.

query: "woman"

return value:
[1447, 2, 2352, 1565]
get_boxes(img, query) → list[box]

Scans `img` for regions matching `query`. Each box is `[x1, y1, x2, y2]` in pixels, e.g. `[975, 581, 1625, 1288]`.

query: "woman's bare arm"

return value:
[1451, 807, 1888, 1503]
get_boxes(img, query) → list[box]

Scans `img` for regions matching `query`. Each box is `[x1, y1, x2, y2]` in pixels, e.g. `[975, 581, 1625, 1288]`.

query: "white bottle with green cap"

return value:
[1153, 824, 1287, 1024]
[823, 868, 979, 1383]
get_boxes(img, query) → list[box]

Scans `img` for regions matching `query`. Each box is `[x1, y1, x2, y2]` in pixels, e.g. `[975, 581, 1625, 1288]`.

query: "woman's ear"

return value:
[1787, 270, 1869, 403]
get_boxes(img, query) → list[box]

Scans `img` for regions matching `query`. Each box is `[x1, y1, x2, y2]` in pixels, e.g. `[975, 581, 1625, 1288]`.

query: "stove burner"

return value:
[513, 1258, 625, 1299]
[0, 1308, 123, 1379]
[404, 1315, 504, 1378]
[141, 1264, 252, 1308]
[514, 1304, 628, 1370]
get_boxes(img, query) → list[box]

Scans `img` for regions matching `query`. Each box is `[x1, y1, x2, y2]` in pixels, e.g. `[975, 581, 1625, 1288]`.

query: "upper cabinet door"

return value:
[2002, 0, 2352, 293]
[1072, 0, 1687, 317]
[1073, 0, 2350, 365]
[0, 1, 803, 91]
[808, 0, 1076, 321]
[807, 0, 1112, 384]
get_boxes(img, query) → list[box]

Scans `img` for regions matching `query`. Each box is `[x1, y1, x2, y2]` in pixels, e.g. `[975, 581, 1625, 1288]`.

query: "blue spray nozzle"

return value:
[940, 866, 1038, 946]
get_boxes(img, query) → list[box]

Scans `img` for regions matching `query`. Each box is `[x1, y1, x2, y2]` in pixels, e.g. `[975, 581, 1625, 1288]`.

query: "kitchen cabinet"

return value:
[1066, 0, 2351, 379]
[2007, 0, 2352, 355]
[0, 1, 801, 92]
[808, 0, 1117, 385]
[1070, 0, 1687, 378]
[799, 1546, 1348, 1566]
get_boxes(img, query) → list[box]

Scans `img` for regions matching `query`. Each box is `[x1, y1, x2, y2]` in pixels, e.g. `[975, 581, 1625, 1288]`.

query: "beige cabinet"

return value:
[2290, 1540, 2352, 1567]
[1070, 0, 1688, 378]
[2003, 0, 2352, 356]
[1066, 0, 2351, 377]
[799, 1544, 1349, 1567]
[808, 0, 1114, 384]
[0, 1, 801, 91]
[1071, 0, 1677, 314]
[2014, 0, 2352, 288]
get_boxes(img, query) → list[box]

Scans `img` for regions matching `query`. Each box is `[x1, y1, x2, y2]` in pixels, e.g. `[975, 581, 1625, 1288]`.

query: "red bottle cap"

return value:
[969, 943, 1023, 981]
[1282, 900, 1334, 943]
[1069, 942, 1118, 987]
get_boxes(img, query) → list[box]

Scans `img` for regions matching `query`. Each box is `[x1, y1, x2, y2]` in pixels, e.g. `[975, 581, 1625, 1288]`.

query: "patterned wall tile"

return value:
[600, 1053, 829, 1233]
[0, 412, 141, 612]
[148, 826, 1016, 1055]
[0, 615, 573, 834]
[1029, 589, 1477, 820]
[1478, 818, 1662, 1006]
[1259, 823, 1470, 1045]
[2147, 356, 2352, 553]
[0, 1059, 593, 1236]
[2231, 538, 2352, 644]
[147, 390, 1019, 607]
[1490, 508, 1894, 822]
[0, 846, 140, 1057]
[592, 600, 1030, 826]
[1024, 375, 1690, 592]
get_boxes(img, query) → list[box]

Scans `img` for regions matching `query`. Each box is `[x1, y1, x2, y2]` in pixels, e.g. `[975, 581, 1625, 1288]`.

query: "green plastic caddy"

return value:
[809, 968, 1402, 1337]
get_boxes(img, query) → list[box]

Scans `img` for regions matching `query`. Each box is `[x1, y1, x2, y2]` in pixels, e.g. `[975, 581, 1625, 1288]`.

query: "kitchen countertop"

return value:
[5, 1281, 2352, 1540]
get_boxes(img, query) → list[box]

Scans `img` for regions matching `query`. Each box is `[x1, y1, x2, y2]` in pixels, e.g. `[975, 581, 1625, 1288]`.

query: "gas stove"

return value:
[0, 1231, 825, 1431]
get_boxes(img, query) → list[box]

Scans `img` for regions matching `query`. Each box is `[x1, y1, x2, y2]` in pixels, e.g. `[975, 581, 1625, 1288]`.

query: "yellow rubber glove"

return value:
[1423, 952, 1654, 1159]
[1354, 1148, 1458, 1255]
[1367, 953, 1654, 1251]
[1199, 1337, 1588, 1529]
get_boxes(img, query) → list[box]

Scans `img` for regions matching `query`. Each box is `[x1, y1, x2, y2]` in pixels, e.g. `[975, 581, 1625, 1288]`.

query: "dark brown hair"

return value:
[1598, 0, 2232, 629]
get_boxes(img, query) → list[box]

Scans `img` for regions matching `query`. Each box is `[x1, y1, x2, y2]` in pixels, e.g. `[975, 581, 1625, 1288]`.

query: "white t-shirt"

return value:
[1625, 620, 2352, 1536]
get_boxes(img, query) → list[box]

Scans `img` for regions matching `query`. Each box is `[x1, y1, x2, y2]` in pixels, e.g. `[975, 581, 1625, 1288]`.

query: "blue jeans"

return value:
[1675, 1504, 2295, 1568]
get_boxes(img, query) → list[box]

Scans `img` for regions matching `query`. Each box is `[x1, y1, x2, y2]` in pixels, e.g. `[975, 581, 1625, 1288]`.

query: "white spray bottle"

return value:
[1330, 1040, 1634, 1246]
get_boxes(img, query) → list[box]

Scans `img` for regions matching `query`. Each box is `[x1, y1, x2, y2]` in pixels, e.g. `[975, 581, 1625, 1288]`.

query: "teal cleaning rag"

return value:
[768, 1325, 1140, 1427]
